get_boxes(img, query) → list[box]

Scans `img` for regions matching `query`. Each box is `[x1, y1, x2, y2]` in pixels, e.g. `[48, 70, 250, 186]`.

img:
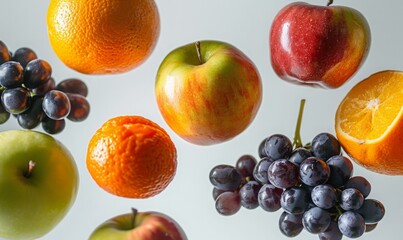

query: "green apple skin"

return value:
[155, 40, 262, 145]
[88, 210, 188, 240]
[0, 130, 79, 240]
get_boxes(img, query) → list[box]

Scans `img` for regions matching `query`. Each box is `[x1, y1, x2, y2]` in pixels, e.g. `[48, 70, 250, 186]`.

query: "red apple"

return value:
[155, 40, 262, 145]
[269, 1, 371, 88]
[88, 208, 188, 240]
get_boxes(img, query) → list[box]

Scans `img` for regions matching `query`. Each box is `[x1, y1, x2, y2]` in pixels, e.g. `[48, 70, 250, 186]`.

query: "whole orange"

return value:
[47, 0, 160, 74]
[335, 70, 403, 175]
[86, 116, 177, 198]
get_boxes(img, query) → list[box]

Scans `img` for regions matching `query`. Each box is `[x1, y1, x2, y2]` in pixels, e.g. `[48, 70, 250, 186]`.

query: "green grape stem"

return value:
[293, 99, 306, 149]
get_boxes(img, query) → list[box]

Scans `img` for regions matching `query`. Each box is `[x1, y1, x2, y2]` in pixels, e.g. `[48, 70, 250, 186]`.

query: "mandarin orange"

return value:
[47, 0, 160, 74]
[86, 116, 177, 198]
[335, 70, 403, 175]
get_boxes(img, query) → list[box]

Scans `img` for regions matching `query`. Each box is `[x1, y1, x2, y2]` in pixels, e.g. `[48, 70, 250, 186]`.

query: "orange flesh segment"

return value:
[337, 71, 403, 141]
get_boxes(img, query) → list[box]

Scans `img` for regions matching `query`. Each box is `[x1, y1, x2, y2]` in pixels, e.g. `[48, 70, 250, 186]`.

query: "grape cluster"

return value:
[209, 132, 385, 239]
[0, 40, 90, 134]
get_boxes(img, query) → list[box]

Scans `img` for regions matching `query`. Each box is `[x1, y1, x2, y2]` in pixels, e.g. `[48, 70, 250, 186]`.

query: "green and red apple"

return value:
[155, 40, 262, 145]
[88, 208, 188, 240]
[269, 1, 371, 88]
[0, 130, 78, 240]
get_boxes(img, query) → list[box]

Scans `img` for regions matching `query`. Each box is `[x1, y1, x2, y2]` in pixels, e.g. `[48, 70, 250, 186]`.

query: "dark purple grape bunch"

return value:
[0, 40, 90, 134]
[209, 131, 385, 239]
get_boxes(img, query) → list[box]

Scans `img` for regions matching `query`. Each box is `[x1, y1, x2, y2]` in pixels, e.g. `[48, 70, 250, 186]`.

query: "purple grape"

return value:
[310, 132, 341, 160]
[66, 93, 90, 122]
[279, 211, 303, 237]
[31, 77, 56, 96]
[311, 184, 337, 209]
[17, 96, 44, 129]
[0, 61, 24, 88]
[258, 138, 267, 158]
[326, 155, 353, 187]
[209, 164, 242, 191]
[280, 187, 309, 214]
[302, 207, 331, 234]
[288, 147, 312, 166]
[235, 154, 257, 180]
[356, 199, 385, 224]
[42, 90, 71, 120]
[11, 47, 37, 68]
[267, 159, 299, 189]
[253, 157, 274, 184]
[338, 211, 365, 238]
[1, 87, 31, 114]
[258, 184, 282, 212]
[344, 176, 371, 198]
[239, 180, 260, 209]
[299, 157, 330, 186]
[263, 134, 293, 160]
[0, 41, 11, 64]
[340, 188, 364, 211]
[41, 116, 66, 134]
[215, 191, 241, 216]
[56, 78, 88, 97]
[212, 187, 228, 201]
[318, 220, 343, 240]
[24, 59, 52, 89]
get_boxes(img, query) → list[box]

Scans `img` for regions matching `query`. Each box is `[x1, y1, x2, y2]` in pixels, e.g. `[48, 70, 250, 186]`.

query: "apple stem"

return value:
[24, 160, 36, 178]
[131, 208, 138, 229]
[327, 0, 333, 6]
[195, 41, 203, 64]
[292, 99, 306, 149]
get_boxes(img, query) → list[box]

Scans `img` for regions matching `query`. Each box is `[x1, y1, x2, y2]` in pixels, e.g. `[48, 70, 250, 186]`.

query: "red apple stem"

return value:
[327, 0, 333, 6]
[131, 208, 138, 229]
[292, 99, 306, 149]
[24, 160, 36, 178]
[195, 41, 203, 64]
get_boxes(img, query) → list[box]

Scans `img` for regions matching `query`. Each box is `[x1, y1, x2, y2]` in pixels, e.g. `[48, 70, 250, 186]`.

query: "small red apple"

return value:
[88, 208, 188, 240]
[269, 1, 371, 88]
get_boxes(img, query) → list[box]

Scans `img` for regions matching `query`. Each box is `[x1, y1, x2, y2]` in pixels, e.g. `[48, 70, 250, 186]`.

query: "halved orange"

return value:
[335, 70, 403, 175]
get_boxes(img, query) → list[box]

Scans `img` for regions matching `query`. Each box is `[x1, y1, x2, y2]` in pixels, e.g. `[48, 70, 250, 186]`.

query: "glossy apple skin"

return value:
[270, 2, 371, 88]
[88, 211, 188, 240]
[0, 130, 78, 240]
[155, 40, 262, 145]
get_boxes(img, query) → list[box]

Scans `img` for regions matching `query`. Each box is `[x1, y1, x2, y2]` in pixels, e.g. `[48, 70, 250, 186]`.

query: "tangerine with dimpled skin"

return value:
[47, 0, 160, 74]
[335, 70, 403, 175]
[86, 116, 177, 198]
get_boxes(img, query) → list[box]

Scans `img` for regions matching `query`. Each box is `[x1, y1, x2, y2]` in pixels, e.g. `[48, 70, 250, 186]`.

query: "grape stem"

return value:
[292, 99, 306, 149]
[327, 0, 333, 6]
[195, 41, 203, 64]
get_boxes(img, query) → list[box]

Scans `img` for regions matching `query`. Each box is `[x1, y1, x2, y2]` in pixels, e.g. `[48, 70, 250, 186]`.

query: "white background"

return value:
[1, 0, 402, 239]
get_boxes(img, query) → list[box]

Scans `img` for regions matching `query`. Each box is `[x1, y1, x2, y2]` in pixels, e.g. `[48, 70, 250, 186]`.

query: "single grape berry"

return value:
[41, 115, 66, 134]
[267, 159, 299, 189]
[209, 164, 242, 191]
[0, 61, 24, 88]
[235, 154, 257, 180]
[239, 180, 260, 209]
[258, 138, 267, 158]
[258, 184, 282, 212]
[311, 132, 341, 160]
[326, 155, 353, 187]
[24, 59, 52, 89]
[340, 188, 364, 211]
[288, 147, 312, 166]
[253, 157, 274, 184]
[299, 157, 330, 186]
[311, 184, 337, 209]
[42, 90, 71, 120]
[344, 176, 371, 198]
[1, 87, 31, 114]
[279, 211, 304, 237]
[66, 93, 90, 122]
[263, 134, 293, 160]
[11, 47, 37, 68]
[56, 78, 88, 97]
[338, 211, 366, 238]
[302, 206, 331, 234]
[0, 41, 11, 64]
[17, 96, 44, 129]
[215, 191, 241, 216]
[280, 187, 309, 215]
[355, 199, 385, 224]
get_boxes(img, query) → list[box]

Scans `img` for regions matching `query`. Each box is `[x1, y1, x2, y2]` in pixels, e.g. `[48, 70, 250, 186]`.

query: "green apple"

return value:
[155, 40, 262, 145]
[0, 130, 79, 240]
[88, 208, 188, 240]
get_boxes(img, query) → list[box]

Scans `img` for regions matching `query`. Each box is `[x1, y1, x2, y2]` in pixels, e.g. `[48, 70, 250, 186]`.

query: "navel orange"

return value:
[335, 70, 403, 175]
[47, 0, 160, 74]
[86, 116, 177, 198]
